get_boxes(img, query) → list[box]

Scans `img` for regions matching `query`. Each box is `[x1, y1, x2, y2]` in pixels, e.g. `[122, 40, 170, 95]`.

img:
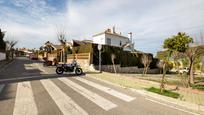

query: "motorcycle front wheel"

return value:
[56, 67, 64, 74]
[75, 68, 83, 75]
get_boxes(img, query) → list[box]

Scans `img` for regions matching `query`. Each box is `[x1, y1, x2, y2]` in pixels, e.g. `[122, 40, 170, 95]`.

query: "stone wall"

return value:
[94, 64, 160, 74]
[0, 52, 5, 61]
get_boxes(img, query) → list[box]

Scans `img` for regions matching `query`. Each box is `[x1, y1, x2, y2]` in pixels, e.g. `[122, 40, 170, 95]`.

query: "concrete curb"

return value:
[132, 89, 204, 113]
[87, 74, 204, 114]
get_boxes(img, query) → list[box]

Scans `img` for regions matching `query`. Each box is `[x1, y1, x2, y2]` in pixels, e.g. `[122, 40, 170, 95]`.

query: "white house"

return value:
[92, 27, 134, 51]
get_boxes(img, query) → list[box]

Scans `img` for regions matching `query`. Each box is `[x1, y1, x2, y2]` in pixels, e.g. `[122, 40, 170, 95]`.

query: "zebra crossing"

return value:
[41, 79, 88, 115]
[13, 82, 38, 115]
[0, 77, 135, 115]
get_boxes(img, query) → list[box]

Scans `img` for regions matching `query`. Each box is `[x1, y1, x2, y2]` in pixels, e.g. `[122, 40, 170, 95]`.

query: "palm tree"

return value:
[6, 40, 18, 60]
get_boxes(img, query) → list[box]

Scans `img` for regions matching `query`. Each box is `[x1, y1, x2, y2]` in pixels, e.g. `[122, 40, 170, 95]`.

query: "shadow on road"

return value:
[0, 58, 86, 84]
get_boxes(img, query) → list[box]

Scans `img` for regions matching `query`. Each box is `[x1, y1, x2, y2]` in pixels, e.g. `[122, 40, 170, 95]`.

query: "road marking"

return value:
[31, 63, 49, 74]
[75, 77, 135, 102]
[38, 67, 48, 74]
[59, 78, 117, 111]
[146, 98, 199, 115]
[0, 74, 59, 83]
[24, 64, 35, 70]
[41, 79, 88, 115]
[13, 82, 38, 115]
[0, 84, 5, 94]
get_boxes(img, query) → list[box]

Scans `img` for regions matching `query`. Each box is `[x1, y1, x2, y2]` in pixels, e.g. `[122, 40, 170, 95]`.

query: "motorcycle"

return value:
[56, 60, 83, 75]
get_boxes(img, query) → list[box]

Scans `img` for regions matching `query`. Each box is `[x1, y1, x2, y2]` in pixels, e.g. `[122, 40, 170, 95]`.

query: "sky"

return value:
[0, 0, 204, 55]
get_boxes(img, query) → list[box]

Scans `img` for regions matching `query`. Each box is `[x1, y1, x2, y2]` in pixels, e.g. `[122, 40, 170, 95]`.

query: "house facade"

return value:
[92, 27, 134, 51]
[41, 41, 73, 63]
[42, 41, 63, 62]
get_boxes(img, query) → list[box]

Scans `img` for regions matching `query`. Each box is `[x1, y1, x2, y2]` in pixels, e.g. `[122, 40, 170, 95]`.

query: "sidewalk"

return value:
[86, 72, 204, 114]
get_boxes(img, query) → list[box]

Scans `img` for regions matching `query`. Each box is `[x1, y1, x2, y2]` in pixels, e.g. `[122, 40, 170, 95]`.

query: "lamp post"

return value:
[98, 44, 102, 73]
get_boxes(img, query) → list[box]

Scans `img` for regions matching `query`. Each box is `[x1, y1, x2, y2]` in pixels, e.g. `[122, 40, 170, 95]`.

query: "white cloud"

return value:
[1, 0, 204, 55]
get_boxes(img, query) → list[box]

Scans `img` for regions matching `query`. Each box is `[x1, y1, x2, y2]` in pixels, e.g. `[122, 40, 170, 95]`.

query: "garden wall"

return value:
[0, 52, 5, 61]
[94, 64, 160, 74]
[67, 53, 91, 69]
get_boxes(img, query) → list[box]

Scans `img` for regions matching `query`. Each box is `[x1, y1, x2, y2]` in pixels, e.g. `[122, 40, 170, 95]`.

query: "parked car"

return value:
[178, 67, 189, 74]
[29, 53, 38, 60]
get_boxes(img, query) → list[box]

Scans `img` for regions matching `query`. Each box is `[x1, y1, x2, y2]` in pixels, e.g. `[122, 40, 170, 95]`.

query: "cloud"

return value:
[0, 0, 204, 55]
[65, 0, 204, 54]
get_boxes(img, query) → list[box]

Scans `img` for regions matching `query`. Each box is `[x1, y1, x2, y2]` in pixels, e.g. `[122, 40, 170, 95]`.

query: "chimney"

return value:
[112, 26, 115, 33]
[106, 28, 111, 33]
[128, 32, 132, 43]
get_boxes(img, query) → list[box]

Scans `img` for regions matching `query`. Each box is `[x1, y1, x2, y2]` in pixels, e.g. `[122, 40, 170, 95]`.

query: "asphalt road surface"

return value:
[0, 57, 199, 115]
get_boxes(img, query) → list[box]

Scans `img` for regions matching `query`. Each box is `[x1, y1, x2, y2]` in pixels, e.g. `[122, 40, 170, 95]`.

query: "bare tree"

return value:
[56, 28, 68, 63]
[141, 53, 152, 76]
[185, 45, 204, 85]
[111, 53, 117, 74]
[200, 32, 204, 75]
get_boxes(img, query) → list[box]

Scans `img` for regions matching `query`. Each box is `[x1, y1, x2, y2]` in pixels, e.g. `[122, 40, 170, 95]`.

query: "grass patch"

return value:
[192, 85, 204, 91]
[146, 87, 180, 99]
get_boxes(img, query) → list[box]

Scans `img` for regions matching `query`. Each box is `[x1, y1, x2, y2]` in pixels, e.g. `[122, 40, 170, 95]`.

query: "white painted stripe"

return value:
[146, 98, 199, 115]
[59, 78, 117, 111]
[0, 84, 5, 94]
[13, 82, 38, 115]
[0, 75, 57, 82]
[41, 79, 88, 115]
[75, 77, 135, 102]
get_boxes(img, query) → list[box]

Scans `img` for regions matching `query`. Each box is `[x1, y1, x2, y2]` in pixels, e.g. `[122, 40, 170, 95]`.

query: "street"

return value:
[0, 58, 198, 115]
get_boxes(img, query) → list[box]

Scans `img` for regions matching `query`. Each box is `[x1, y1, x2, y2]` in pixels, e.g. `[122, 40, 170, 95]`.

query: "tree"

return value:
[163, 32, 193, 87]
[5, 40, 18, 60]
[141, 53, 152, 76]
[44, 41, 52, 60]
[0, 29, 6, 51]
[185, 45, 204, 85]
[57, 28, 68, 63]
[111, 53, 116, 74]
[156, 52, 173, 93]
[158, 60, 167, 93]
[163, 32, 193, 53]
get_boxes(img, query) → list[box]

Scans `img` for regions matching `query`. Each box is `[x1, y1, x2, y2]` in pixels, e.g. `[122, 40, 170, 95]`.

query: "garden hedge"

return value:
[72, 43, 158, 68]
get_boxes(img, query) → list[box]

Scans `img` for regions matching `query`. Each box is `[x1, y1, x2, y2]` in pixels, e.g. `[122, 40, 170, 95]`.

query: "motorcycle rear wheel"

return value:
[75, 68, 83, 75]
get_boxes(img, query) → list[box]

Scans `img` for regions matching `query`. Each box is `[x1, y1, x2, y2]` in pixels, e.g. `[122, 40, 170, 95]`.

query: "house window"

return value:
[120, 41, 122, 46]
[107, 38, 111, 45]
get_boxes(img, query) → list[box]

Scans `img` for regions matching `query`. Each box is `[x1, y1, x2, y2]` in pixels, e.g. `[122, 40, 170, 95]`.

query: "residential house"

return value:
[92, 27, 134, 51]
[42, 41, 73, 63]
